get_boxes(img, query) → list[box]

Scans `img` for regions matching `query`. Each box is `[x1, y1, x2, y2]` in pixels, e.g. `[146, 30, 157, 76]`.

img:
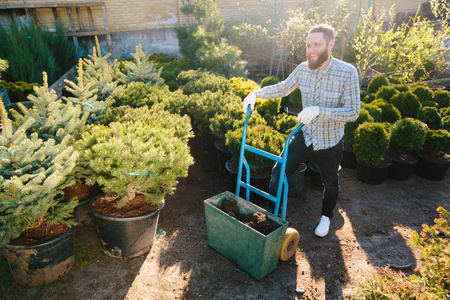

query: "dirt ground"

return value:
[1, 134, 449, 300]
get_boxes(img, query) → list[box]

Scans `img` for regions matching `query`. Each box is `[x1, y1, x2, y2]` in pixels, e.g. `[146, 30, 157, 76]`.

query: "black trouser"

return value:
[268, 131, 343, 218]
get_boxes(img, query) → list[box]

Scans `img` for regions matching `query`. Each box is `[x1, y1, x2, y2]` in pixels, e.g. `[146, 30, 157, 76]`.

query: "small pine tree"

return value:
[63, 60, 112, 124]
[122, 43, 164, 85]
[0, 101, 79, 244]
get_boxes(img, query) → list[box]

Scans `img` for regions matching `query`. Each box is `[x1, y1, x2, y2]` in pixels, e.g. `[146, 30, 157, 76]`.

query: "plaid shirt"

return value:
[254, 56, 360, 151]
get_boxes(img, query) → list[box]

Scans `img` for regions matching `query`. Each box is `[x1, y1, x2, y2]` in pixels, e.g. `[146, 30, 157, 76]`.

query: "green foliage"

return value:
[227, 23, 274, 77]
[390, 118, 427, 155]
[255, 97, 281, 124]
[209, 102, 243, 140]
[355, 206, 450, 299]
[63, 60, 112, 124]
[361, 103, 382, 122]
[115, 82, 188, 114]
[260, 76, 279, 88]
[174, 24, 201, 62]
[274, 114, 299, 134]
[371, 99, 402, 123]
[421, 100, 439, 109]
[431, 0, 450, 22]
[423, 129, 450, 157]
[433, 89, 450, 108]
[0, 22, 76, 85]
[0, 80, 39, 103]
[77, 110, 194, 208]
[361, 93, 375, 104]
[440, 107, 450, 117]
[411, 85, 433, 103]
[393, 84, 409, 92]
[9, 72, 89, 144]
[187, 90, 241, 130]
[344, 108, 373, 146]
[81, 37, 125, 102]
[121, 44, 164, 85]
[0, 58, 7, 80]
[441, 116, 450, 131]
[390, 91, 421, 118]
[176, 68, 207, 86]
[289, 88, 302, 109]
[229, 77, 259, 100]
[180, 72, 231, 95]
[416, 107, 442, 130]
[0, 102, 78, 244]
[367, 75, 389, 94]
[353, 122, 390, 166]
[225, 123, 285, 171]
[148, 54, 192, 91]
[375, 85, 398, 102]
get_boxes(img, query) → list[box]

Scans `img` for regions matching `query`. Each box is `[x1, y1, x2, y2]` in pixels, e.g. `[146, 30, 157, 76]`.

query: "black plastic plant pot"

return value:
[1, 224, 76, 286]
[90, 200, 164, 259]
[214, 140, 232, 175]
[356, 161, 391, 185]
[387, 158, 418, 181]
[416, 150, 450, 181]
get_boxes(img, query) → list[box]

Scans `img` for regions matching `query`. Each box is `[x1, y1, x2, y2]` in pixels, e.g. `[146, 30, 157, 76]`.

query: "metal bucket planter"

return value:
[90, 199, 164, 259]
[204, 191, 288, 280]
[1, 224, 76, 286]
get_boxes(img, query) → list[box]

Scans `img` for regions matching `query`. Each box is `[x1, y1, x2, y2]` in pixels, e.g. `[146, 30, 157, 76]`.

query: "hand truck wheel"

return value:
[279, 227, 299, 261]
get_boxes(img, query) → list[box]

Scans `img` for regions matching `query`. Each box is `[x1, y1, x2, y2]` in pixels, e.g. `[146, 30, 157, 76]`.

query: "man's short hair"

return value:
[309, 24, 335, 43]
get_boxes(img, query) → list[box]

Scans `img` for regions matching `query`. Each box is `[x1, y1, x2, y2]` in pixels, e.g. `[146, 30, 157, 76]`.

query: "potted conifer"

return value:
[78, 105, 194, 258]
[0, 101, 79, 286]
[353, 122, 391, 185]
[388, 118, 427, 181]
[415, 128, 450, 180]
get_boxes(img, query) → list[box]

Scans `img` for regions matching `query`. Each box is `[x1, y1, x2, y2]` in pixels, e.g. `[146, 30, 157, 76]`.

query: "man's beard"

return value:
[307, 49, 329, 70]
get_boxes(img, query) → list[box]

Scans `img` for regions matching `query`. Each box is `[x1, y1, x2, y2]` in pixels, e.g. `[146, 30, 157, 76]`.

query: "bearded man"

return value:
[242, 24, 360, 237]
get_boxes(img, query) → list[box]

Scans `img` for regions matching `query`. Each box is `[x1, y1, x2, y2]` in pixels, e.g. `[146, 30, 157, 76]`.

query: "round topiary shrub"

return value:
[421, 100, 439, 108]
[393, 84, 409, 92]
[289, 88, 302, 109]
[353, 122, 390, 166]
[375, 85, 399, 102]
[390, 118, 427, 155]
[360, 90, 368, 101]
[432, 89, 450, 108]
[440, 107, 450, 118]
[367, 75, 389, 94]
[423, 129, 450, 157]
[229, 77, 260, 100]
[361, 103, 382, 122]
[441, 116, 450, 131]
[260, 76, 280, 88]
[411, 85, 432, 103]
[416, 106, 442, 130]
[371, 99, 402, 123]
[344, 108, 374, 146]
[362, 93, 376, 104]
[390, 91, 421, 118]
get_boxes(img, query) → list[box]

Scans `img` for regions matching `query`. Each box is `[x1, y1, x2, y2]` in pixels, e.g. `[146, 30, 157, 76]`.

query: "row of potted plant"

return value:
[0, 42, 195, 286]
[344, 75, 450, 184]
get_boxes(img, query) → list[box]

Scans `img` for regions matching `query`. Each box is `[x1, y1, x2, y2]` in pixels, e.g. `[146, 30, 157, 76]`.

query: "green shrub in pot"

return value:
[390, 118, 427, 156]
[225, 123, 285, 172]
[344, 108, 373, 148]
[367, 74, 389, 94]
[390, 91, 421, 118]
[353, 122, 390, 167]
[77, 107, 194, 208]
[375, 85, 399, 102]
[432, 89, 450, 108]
[371, 99, 402, 123]
[422, 129, 450, 158]
[229, 77, 259, 100]
[441, 116, 450, 131]
[411, 84, 432, 103]
[416, 106, 442, 130]
[361, 103, 382, 122]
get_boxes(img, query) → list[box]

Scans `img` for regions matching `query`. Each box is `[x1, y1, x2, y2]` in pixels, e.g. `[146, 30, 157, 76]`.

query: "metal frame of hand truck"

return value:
[235, 105, 303, 220]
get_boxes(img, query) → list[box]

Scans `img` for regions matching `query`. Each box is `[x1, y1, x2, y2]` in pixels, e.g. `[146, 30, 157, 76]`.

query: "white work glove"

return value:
[243, 91, 257, 114]
[297, 106, 319, 124]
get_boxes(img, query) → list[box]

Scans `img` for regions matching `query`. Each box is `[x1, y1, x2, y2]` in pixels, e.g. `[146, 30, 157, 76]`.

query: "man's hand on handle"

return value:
[297, 106, 319, 124]
[242, 91, 257, 114]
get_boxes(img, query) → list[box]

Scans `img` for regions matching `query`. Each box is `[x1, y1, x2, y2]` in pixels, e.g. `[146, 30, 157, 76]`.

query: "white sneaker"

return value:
[315, 215, 330, 237]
